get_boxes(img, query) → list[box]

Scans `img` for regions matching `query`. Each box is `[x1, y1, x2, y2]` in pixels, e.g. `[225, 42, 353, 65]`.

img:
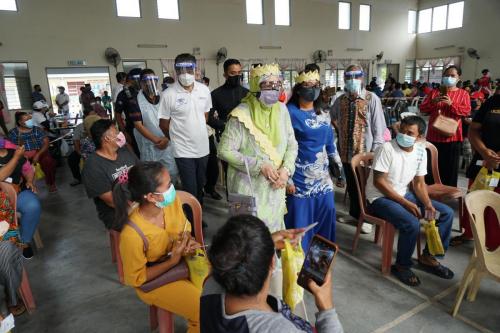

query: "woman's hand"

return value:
[286, 184, 296, 194]
[260, 163, 279, 183]
[184, 237, 201, 255]
[481, 148, 500, 170]
[32, 152, 41, 164]
[440, 95, 452, 106]
[170, 232, 190, 264]
[14, 145, 25, 160]
[271, 228, 305, 250]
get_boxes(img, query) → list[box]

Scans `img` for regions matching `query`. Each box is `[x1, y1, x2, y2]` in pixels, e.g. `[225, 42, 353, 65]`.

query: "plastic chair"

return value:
[19, 268, 36, 313]
[451, 190, 500, 317]
[424, 142, 465, 224]
[350, 153, 396, 275]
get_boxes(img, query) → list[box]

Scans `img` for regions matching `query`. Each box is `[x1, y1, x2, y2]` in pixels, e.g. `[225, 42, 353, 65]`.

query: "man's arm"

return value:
[373, 170, 421, 217]
[370, 94, 387, 151]
[159, 119, 170, 139]
[134, 121, 162, 144]
[99, 191, 114, 208]
[412, 175, 433, 211]
[469, 122, 500, 169]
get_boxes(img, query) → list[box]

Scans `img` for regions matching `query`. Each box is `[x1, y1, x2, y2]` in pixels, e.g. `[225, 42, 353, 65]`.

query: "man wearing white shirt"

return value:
[55, 86, 70, 118]
[159, 53, 211, 206]
[365, 116, 454, 287]
[112, 71, 127, 104]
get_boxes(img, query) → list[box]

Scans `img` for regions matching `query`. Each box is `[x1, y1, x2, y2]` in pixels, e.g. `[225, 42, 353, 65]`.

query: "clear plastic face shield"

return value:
[141, 75, 159, 96]
[344, 70, 364, 95]
[129, 74, 141, 90]
[175, 62, 196, 86]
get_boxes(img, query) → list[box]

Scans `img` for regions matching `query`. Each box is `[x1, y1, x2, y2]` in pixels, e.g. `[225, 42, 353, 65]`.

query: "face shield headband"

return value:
[174, 62, 196, 75]
[344, 70, 365, 80]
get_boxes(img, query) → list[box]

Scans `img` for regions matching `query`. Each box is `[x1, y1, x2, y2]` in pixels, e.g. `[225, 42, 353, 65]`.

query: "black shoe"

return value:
[209, 191, 223, 200]
[22, 246, 34, 260]
[70, 180, 82, 187]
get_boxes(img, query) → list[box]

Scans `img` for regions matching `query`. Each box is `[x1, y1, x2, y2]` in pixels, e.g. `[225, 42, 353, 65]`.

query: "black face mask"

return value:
[471, 100, 478, 109]
[298, 87, 321, 102]
[226, 75, 242, 87]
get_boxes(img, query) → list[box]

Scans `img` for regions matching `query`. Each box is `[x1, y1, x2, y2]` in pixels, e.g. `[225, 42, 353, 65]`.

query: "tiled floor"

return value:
[15, 165, 499, 333]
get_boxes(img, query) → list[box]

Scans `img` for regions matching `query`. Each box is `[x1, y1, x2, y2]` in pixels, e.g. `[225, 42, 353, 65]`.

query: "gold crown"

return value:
[250, 64, 281, 78]
[295, 70, 320, 84]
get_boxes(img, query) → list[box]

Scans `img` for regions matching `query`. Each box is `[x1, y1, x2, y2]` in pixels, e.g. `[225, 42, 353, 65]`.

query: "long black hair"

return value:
[208, 215, 275, 296]
[112, 161, 165, 231]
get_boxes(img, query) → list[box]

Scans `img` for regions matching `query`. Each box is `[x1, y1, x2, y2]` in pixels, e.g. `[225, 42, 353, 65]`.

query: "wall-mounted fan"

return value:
[104, 47, 122, 69]
[372, 51, 384, 64]
[467, 48, 480, 60]
[216, 47, 228, 65]
[312, 50, 327, 63]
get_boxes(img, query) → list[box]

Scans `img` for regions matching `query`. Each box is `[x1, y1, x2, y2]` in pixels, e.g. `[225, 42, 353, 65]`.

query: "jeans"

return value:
[175, 156, 209, 206]
[17, 190, 41, 244]
[368, 192, 453, 268]
[343, 162, 360, 219]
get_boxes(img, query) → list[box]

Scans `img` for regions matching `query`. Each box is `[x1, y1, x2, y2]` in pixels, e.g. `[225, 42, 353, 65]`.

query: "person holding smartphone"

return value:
[365, 116, 455, 286]
[201, 215, 343, 333]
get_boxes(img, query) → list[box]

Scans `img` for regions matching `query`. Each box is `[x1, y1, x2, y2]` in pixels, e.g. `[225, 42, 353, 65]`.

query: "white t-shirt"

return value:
[365, 140, 427, 203]
[112, 83, 124, 103]
[158, 81, 211, 158]
[55, 93, 70, 113]
[31, 111, 47, 128]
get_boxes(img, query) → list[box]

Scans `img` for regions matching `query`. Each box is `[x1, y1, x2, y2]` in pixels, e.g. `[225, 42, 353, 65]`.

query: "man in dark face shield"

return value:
[207, 59, 249, 199]
[115, 67, 143, 157]
[132, 69, 179, 183]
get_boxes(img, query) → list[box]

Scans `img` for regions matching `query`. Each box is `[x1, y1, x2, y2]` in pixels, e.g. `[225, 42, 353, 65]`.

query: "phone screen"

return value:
[302, 236, 337, 283]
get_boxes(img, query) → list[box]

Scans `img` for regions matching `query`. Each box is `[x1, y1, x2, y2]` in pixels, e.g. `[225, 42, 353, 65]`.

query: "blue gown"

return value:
[285, 103, 337, 251]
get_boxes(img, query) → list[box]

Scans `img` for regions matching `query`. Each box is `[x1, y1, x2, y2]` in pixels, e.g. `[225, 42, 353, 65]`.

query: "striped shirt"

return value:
[419, 88, 471, 142]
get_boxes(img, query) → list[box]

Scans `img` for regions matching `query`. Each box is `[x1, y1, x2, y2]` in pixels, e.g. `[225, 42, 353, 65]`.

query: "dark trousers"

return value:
[343, 162, 361, 219]
[126, 128, 140, 159]
[175, 156, 209, 206]
[67, 151, 81, 181]
[429, 141, 461, 187]
[205, 135, 219, 194]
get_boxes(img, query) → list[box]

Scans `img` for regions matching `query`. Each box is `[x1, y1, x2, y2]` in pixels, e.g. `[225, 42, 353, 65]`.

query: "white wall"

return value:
[0, 0, 417, 110]
[416, 0, 500, 80]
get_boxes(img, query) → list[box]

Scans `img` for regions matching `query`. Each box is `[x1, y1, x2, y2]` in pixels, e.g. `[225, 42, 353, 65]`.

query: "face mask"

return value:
[298, 87, 321, 102]
[396, 132, 416, 148]
[178, 73, 195, 87]
[345, 79, 362, 94]
[471, 100, 478, 109]
[442, 76, 457, 87]
[24, 119, 34, 129]
[115, 131, 126, 148]
[258, 90, 280, 106]
[226, 75, 242, 87]
[155, 184, 176, 208]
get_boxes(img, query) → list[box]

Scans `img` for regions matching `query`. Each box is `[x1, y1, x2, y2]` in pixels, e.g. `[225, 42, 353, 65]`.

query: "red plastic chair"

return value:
[0, 182, 36, 312]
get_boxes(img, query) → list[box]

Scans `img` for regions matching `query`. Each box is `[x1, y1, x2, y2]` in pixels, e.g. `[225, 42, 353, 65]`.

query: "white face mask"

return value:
[178, 73, 195, 87]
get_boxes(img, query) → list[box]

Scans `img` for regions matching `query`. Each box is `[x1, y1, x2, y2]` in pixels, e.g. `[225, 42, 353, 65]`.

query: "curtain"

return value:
[429, 58, 440, 69]
[451, 56, 461, 68]
[239, 58, 267, 70]
[416, 59, 428, 68]
[160, 59, 176, 77]
[339, 58, 353, 69]
[442, 57, 453, 68]
[356, 59, 371, 73]
[276, 58, 306, 71]
[0, 64, 11, 123]
[325, 59, 337, 69]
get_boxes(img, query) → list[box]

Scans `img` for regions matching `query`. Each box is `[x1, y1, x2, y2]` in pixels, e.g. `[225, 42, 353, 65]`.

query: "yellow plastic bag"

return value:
[185, 248, 210, 289]
[423, 220, 444, 256]
[470, 167, 500, 192]
[281, 239, 304, 310]
[33, 163, 45, 180]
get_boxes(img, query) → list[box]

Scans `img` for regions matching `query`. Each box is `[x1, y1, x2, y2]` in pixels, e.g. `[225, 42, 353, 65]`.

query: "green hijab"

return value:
[241, 74, 282, 147]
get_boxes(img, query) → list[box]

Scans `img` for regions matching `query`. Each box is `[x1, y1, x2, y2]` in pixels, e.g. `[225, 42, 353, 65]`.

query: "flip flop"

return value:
[450, 235, 473, 247]
[391, 265, 421, 287]
[418, 262, 454, 279]
[8, 302, 26, 316]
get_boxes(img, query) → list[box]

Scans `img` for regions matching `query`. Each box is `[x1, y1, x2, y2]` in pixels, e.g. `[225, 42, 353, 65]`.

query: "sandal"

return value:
[418, 262, 454, 279]
[8, 302, 26, 316]
[450, 235, 473, 247]
[391, 265, 421, 287]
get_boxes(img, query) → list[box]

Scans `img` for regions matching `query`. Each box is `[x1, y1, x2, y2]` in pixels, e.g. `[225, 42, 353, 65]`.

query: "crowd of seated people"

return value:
[0, 57, 498, 332]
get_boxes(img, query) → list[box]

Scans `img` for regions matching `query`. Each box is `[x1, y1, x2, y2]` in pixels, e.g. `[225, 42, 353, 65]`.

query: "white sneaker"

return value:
[361, 223, 373, 234]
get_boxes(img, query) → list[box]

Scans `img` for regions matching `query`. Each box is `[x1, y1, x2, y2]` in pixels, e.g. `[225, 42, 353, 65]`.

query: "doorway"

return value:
[377, 64, 400, 85]
[46, 67, 111, 118]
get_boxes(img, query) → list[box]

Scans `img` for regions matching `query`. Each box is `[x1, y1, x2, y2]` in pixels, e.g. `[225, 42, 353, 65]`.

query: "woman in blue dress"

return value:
[285, 70, 341, 251]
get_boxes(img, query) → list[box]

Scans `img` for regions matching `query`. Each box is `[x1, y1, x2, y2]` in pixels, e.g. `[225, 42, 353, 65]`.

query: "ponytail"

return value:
[112, 181, 132, 231]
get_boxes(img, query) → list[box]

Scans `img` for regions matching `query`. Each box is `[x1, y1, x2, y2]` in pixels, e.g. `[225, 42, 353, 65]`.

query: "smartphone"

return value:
[297, 235, 338, 292]
[439, 85, 448, 96]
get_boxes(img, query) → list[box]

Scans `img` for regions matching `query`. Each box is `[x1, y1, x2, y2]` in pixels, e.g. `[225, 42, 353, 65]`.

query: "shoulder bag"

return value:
[432, 110, 459, 137]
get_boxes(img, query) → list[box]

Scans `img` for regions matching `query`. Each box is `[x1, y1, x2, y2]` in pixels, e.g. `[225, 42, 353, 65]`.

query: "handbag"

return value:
[228, 158, 258, 216]
[126, 220, 189, 293]
[432, 110, 459, 137]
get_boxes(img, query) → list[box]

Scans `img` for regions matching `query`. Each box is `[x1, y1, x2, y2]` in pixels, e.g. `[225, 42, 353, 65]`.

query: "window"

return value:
[408, 10, 417, 34]
[246, 0, 263, 25]
[359, 4, 370, 31]
[116, 0, 141, 17]
[418, 8, 432, 33]
[338, 2, 351, 30]
[432, 5, 447, 31]
[1, 62, 31, 110]
[325, 68, 346, 90]
[157, 0, 179, 20]
[281, 70, 299, 91]
[0, 0, 16, 11]
[122, 60, 147, 73]
[404, 60, 415, 82]
[274, 0, 290, 26]
[447, 1, 464, 29]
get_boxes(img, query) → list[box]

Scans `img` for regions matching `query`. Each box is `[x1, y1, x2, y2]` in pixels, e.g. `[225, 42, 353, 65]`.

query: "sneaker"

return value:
[22, 246, 34, 260]
[209, 191, 223, 200]
[361, 223, 373, 234]
[70, 180, 82, 187]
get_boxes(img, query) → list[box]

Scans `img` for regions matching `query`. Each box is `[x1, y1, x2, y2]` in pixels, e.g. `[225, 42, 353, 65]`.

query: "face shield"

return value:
[141, 75, 159, 96]
[175, 62, 196, 86]
[344, 70, 364, 95]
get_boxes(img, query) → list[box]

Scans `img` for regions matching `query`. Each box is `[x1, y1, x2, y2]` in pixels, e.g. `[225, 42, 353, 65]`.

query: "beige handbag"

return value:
[432, 110, 459, 137]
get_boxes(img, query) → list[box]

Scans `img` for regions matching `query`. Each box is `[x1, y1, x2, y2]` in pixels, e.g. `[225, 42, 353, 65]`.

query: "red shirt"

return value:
[419, 88, 471, 142]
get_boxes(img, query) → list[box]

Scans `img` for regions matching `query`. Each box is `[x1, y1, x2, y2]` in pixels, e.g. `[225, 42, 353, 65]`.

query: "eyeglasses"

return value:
[260, 81, 282, 91]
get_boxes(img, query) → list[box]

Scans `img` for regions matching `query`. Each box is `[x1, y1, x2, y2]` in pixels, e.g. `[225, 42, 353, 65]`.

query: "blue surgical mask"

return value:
[154, 184, 176, 208]
[24, 119, 34, 129]
[396, 132, 416, 148]
[442, 76, 457, 87]
[344, 79, 362, 94]
[259, 90, 280, 106]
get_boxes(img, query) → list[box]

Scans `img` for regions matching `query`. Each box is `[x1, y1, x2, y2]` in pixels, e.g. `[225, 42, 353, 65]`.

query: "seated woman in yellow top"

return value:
[113, 161, 201, 333]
